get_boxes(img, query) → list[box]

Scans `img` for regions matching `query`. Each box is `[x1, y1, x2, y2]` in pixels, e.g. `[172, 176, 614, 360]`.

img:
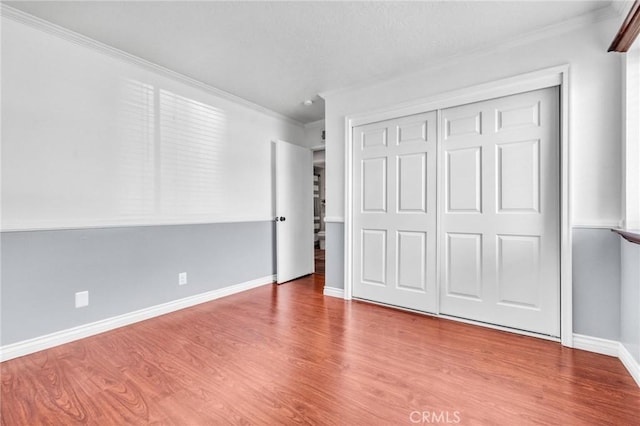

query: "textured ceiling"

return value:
[5, 1, 613, 124]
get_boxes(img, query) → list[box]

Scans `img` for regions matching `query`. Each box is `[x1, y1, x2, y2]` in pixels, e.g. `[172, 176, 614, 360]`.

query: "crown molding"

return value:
[608, 0, 640, 52]
[0, 4, 303, 127]
[611, 0, 636, 17]
[320, 5, 619, 100]
[304, 118, 325, 129]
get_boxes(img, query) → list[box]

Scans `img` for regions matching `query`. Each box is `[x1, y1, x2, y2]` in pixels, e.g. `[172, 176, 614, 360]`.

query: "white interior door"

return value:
[352, 112, 438, 312]
[440, 87, 560, 336]
[275, 140, 314, 284]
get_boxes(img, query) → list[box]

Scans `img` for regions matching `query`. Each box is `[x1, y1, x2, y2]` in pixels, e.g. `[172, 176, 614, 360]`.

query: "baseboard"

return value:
[323, 286, 345, 299]
[619, 343, 640, 387]
[573, 334, 640, 388]
[0, 275, 276, 362]
[572, 334, 620, 357]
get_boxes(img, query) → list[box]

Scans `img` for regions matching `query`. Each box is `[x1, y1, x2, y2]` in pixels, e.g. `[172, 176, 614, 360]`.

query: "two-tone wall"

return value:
[322, 15, 623, 228]
[322, 10, 640, 383]
[1, 222, 276, 345]
[322, 12, 622, 330]
[1, 11, 304, 352]
[323, 7, 637, 349]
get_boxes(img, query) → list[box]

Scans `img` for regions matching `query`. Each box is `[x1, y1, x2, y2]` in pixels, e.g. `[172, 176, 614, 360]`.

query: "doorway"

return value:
[313, 149, 326, 275]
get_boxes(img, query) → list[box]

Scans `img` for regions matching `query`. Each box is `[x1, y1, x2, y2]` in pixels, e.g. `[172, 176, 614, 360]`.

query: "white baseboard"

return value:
[573, 333, 640, 387]
[573, 334, 620, 357]
[323, 286, 345, 299]
[0, 275, 275, 362]
[619, 343, 640, 387]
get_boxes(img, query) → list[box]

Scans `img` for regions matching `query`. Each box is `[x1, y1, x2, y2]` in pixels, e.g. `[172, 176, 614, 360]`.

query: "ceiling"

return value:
[4, 1, 615, 124]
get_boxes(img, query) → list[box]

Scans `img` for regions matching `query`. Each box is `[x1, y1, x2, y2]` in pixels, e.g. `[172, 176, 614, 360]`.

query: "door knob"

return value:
[279, 216, 286, 222]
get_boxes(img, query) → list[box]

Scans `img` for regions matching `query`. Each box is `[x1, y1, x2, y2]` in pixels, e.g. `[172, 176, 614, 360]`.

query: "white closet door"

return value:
[353, 112, 438, 313]
[440, 87, 560, 336]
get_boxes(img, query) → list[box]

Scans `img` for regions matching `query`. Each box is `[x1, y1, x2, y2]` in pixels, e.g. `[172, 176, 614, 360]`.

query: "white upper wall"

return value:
[323, 16, 623, 227]
[623, 45, 640, 229]
[1, 16, 304, 230]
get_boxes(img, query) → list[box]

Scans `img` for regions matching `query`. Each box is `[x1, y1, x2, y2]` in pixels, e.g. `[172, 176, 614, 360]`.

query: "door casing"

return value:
[343, 65, 573, 347]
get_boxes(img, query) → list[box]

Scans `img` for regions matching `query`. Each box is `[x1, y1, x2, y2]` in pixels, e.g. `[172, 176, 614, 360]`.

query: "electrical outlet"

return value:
[178, 272, 187, 286]
[75, 291, 89, 308]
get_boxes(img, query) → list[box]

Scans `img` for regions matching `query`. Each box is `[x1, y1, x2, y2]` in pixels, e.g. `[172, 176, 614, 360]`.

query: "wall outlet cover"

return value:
[179, 272, 188, 286]
[75, 291, 89, 308]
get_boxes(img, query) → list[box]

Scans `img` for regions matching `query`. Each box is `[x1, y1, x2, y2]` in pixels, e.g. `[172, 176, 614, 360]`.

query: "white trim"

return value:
[344, 66, 573, 345]
[324, 216, 345, 223]
[560, 67, 573, 348]
[304, 119, 325, 129]
[344, 116, 354, 301]
[0, 216, 276, 233]
[0, 5, 301, 127]
[619, 343, 640, 387]
[348, 67, 563, 128]
[0, 275, 275, 362]
[323, 286, 345, 299]
[573, 334, 640, 388]
[435, 109, 443, 314]
[572, 222, 623, 230]
[573, 334, 620, 357]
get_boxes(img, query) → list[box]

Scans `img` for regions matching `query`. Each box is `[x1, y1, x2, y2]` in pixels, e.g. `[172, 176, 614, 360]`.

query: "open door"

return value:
[275, 140, 314, 283]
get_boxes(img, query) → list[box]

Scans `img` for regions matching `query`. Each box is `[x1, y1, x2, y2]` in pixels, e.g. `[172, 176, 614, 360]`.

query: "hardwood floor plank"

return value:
[2, 273, 639, 425]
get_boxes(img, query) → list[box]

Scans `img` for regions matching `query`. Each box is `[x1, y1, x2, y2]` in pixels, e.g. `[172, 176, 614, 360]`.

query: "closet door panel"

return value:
[439, 86, 560, 337]
[353, 111, 437, 313]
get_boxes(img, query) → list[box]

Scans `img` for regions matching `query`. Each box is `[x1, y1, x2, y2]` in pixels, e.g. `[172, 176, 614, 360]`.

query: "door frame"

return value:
[343, 65, 573, 347]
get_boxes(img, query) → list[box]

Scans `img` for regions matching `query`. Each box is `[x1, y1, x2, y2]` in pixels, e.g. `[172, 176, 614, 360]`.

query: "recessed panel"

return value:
[397, 153, 427, 213]
[362, 229, 387, 286]
[497, 140, 540, 212]
[396, 231, 426, 292]
[497, 235, 540, 308]
[446, 147, 482, 213]
[496, 102, 540, 131]
[397, 121, 427, 144]
[444, 112, 482, 140]
[361, 157, 387, 212]
[446, 233, 482, 299]
[362, 127, 388, 149]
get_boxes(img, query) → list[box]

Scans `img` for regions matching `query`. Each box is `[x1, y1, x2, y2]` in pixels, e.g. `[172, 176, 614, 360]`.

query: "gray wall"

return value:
[2, 221, 628, 346]
[1, 222, 275, 345]
[325, 222, 344, 290]
[621, 239, 640, 363]
[572, 228, 621, 340]
[324, 226, 624, 339]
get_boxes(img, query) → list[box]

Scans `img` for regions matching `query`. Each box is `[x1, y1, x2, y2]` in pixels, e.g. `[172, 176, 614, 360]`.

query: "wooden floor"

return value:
[2, 274, 639, 425]
[314, 247, 325, 274]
